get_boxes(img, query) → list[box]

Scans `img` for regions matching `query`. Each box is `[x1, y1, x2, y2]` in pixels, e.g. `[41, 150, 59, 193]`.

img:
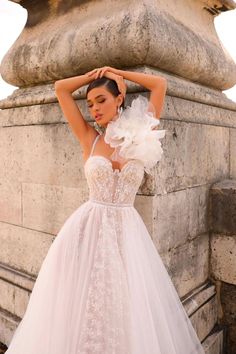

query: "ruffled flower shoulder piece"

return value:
[104, 94, 166, 175]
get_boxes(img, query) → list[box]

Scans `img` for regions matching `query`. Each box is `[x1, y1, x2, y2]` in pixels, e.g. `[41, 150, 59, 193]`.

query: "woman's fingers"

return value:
[88, 66, 112, 78]
[98, 67, 110, 78]
[86, 67, 126, 99]
[100, 67, 108, 77]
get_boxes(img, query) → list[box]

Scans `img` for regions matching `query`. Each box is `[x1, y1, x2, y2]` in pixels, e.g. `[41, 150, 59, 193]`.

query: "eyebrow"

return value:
[87, 95, 105, 103]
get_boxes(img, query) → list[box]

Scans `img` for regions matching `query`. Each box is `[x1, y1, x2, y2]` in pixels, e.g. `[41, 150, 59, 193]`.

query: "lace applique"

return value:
[78, 209, 132, 353]
[84, 157, 144, 205]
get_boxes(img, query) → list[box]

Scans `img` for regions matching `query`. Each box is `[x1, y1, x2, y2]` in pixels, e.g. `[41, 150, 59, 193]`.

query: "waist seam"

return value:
[88, 199, 133, 208]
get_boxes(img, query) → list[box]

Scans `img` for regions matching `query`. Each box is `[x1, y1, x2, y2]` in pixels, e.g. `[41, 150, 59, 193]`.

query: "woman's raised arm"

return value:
[54, 73, 97, 151]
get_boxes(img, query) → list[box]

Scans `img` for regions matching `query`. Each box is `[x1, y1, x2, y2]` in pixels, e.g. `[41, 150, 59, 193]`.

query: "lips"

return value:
[95, 114, 103, 120]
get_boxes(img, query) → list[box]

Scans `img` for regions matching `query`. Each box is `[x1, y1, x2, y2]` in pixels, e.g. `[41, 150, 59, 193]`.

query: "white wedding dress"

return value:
[5, 133, 205, 354]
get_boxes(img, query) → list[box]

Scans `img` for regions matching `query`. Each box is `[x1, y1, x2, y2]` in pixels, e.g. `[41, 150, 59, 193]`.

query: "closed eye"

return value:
[88, 99, 106, 108]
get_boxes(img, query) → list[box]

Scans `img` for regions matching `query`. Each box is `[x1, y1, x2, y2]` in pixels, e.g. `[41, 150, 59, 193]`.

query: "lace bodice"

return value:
[84, 135, 145, 205]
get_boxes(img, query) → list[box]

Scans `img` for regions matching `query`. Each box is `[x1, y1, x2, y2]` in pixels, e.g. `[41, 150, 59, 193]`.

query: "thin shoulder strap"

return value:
[90, 134, 100, 157]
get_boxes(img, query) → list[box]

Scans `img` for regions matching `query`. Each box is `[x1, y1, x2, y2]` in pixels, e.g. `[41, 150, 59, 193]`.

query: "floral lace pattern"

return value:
[79, 136, 145, 353]
[78, 208, 132, 353]
[84, 156, 144, 205]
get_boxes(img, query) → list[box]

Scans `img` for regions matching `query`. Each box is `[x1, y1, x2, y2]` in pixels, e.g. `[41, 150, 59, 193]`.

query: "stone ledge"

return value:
[0, 307, 19, 348]
[1, 67, 236, 112]
[0, 262, 36, 291]
[182, 281, 216, 316]
[1, 90, 236, 131]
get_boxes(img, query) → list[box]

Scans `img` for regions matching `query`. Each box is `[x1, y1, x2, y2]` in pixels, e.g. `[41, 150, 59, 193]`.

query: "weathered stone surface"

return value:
[0, 264, 35, 333]
[159, 233, 209, 297]
[0, 221, 54, 275]
[202, 327, 224, 354]
[182, 282, 216, 316]
[219, 282, 236, 353]
[209, 178, 236, 353]
[0, 278, 30, 319]
[1, 67, 236, 112]
[153, 185, 209, 253]
[0, 123, 86, 189]
[0, 179, 21, 225]
[22, 182, 88, 234]
[190, 294, 218, 342]
[210, 234, 236, 285]
[0, 263, 35, 291]
[209, 179, 236, 235]
[134, 194, 154, 236]
[230, 128, 236, 178]
[182, 283, 219, 344]
[1, 0, 236, 89]
[0, 307, 18, 348]
[220, 281, 236, 324]
[158, 121, 229, 194]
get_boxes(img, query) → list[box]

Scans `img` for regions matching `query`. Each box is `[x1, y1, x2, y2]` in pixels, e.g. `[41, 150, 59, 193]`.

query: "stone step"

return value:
[202, 325, 225, 354]
[182, 282, 218, 343]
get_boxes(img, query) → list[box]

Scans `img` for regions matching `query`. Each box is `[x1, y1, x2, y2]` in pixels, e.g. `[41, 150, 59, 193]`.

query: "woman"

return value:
[5, 66, 205, 353]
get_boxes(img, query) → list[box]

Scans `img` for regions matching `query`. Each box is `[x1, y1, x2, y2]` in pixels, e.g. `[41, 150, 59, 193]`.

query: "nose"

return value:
[92, 102, 99, 111]
[93, 105, 101, 114]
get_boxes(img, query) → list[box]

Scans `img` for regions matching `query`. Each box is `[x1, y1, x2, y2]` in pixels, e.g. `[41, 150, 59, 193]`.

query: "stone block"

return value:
[0, 123, 86, 189]
[153, 185, 209, 253]
[0, 179, 21, 225]
[210, 179, 236, 235]
[190, 294, 218, 343]
[0, 221, 54, 275]
[22, 182, 88, 234]
[159, 233, 209, 297]
[134, 194, 154, 237]
[210, 234, 236, 285]
[154, 120, 229, 196]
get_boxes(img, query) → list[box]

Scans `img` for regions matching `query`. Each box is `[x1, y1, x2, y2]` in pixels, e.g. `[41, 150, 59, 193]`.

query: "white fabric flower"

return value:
[104, 94, 166, 175]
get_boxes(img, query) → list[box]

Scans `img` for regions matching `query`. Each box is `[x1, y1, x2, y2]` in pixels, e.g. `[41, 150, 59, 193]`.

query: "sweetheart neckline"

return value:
[84, 155, 136, 174]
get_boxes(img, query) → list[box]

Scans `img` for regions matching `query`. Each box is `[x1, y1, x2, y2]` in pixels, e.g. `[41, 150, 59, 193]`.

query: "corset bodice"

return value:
[84, 155, 144, 205]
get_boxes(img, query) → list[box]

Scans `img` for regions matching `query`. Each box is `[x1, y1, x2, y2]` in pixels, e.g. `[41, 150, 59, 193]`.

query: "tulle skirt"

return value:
[5, 199, 205, 354]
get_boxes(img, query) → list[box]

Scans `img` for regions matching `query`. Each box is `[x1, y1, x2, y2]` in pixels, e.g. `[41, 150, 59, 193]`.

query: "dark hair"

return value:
[86, 76, 125, 109]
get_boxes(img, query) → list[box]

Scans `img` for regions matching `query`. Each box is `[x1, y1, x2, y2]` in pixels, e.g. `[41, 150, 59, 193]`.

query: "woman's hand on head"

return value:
[86, 66, 116, 78]
[85, 66, 127, 100]
[111, 73, 127, 101]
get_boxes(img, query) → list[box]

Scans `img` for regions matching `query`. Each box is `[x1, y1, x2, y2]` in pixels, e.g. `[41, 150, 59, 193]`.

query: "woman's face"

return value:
[87, 86, 122, 127]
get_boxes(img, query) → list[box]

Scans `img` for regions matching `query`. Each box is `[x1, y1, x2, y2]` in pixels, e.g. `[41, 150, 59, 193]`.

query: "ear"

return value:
[117, 93, 124, 106]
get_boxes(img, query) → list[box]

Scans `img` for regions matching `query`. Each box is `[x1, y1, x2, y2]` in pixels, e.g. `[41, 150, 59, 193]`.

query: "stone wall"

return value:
[209, 180, 236, 353]
[0, 0, 236, 352]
